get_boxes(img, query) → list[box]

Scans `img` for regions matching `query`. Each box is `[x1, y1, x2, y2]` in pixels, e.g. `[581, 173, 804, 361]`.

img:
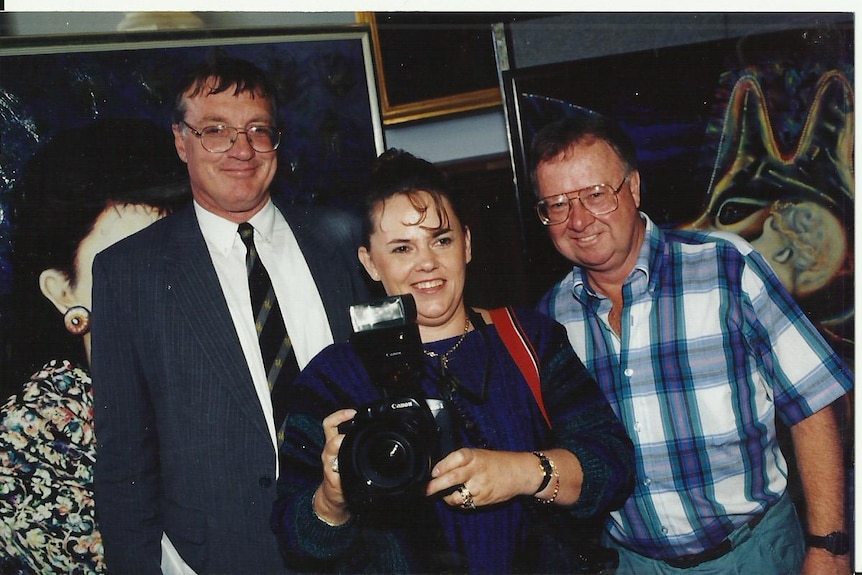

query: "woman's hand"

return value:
[312, 408, 356, 526]
[426, 448, 582, 510]
[425, 449, 542, 509]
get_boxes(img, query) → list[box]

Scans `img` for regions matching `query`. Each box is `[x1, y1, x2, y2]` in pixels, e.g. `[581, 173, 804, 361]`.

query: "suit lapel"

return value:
[281, 203, 357, 341]
[162, 208, 272, 438]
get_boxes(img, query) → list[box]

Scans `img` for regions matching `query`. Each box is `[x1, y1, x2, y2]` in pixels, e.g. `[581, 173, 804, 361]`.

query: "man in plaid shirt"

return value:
[532, 115, 852, 574]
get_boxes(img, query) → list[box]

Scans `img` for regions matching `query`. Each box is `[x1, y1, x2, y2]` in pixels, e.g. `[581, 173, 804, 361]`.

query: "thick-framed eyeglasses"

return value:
[181, 121, 281, 153]
[536, 174, 631, 226]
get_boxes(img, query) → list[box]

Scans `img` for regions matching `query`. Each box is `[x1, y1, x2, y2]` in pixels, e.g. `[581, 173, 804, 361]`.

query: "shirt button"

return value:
[661, 527, 669, 534]
[643, 477, 651, 486]
[624, 368, 634, 377]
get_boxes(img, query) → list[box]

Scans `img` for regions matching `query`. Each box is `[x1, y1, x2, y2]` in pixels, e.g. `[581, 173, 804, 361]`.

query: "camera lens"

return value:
[369, 437, 408, 479]
[355, 427, 426, 490]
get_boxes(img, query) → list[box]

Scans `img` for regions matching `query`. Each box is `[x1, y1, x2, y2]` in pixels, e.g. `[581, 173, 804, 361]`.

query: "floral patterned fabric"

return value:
[0, 360, 105, 574]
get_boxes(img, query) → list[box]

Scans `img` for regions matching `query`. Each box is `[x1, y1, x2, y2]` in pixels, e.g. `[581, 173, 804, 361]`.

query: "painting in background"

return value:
[0, 27, 384, 389]
[504, 23, 854, 362]
[357, 12, 502, 124]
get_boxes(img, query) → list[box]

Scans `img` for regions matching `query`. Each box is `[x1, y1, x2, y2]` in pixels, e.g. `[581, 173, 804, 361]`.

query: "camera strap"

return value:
[488, 307, 551, 428]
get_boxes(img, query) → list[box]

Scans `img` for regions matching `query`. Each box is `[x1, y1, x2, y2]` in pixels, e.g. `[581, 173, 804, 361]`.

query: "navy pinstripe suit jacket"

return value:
[91, 199, 370, 574]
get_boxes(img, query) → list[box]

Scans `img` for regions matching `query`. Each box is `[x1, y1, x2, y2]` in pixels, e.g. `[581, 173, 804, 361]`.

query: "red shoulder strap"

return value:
[488, 307, 551, 428]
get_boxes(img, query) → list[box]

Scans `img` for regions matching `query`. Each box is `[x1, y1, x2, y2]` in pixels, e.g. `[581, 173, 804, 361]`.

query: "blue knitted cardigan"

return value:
[271, 307, 634, 574]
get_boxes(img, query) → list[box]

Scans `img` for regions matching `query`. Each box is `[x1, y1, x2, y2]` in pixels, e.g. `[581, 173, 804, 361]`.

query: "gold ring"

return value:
[458, 484, 476, 510]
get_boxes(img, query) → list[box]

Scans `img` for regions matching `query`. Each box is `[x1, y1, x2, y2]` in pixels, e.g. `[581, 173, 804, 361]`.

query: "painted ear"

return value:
[39, 268, 75, 315]
[357, 246, 380, 282]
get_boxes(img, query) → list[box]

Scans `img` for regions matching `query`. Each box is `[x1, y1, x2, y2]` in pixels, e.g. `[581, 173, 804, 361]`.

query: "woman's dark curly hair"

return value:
[361, 148, 466, 247]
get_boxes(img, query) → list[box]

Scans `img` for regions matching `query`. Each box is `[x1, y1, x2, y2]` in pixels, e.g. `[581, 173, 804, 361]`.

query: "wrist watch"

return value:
[805, 531, 850, 555]
[531, 451, 554, 495]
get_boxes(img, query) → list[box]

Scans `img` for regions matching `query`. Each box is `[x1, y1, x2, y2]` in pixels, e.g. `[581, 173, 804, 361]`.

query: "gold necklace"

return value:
[424, 317, 471, 372]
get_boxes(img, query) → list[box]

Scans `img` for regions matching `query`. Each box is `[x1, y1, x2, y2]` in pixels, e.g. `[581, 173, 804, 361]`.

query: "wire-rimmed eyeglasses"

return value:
[181, 121, 281, 153]
[536, 174, 631, 226]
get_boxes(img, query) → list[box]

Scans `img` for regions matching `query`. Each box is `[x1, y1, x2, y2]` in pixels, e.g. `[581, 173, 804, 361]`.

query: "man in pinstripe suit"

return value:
[92, 56, 369, 574]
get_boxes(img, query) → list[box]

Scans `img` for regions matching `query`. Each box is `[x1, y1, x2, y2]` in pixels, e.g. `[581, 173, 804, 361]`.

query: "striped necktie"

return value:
[238, 222, 298, 437]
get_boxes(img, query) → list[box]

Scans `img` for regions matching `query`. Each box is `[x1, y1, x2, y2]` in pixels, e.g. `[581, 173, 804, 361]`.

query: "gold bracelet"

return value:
[311, 491, 350, 527]
[534, 455, 560, 504]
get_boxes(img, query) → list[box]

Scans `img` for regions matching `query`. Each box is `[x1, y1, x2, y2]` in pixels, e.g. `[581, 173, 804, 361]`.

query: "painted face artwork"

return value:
[39, 202, 165, 362]
[682, 70, 853, 351]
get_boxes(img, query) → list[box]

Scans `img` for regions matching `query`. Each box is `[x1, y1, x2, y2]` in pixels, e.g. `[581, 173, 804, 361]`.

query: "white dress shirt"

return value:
[194, 199, 333, 457]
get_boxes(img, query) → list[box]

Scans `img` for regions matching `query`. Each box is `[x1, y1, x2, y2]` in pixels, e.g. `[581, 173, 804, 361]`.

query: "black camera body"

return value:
[337, 295, 459, 509]
[337, 396, 457, 507]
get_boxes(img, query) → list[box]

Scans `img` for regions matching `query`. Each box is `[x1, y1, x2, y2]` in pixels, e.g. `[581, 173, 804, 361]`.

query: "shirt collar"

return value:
[637, 213, 658, 282]
[194, 199, 276, 256]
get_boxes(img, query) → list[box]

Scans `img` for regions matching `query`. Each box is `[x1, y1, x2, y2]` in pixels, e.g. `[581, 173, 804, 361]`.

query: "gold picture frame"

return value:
[357, 12, 502, 125]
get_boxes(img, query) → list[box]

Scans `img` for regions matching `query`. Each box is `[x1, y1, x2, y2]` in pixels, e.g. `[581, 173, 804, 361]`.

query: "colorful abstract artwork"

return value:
[685, 68, 853, 357]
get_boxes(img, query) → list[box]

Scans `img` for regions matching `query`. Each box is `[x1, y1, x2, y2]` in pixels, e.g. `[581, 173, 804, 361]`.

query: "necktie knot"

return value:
[238, 223, 259, 275]
[238, 221, 255, 246]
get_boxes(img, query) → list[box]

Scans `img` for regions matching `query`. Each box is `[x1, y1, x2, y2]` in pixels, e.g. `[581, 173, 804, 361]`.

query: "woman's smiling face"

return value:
[358, 191, 472, 335]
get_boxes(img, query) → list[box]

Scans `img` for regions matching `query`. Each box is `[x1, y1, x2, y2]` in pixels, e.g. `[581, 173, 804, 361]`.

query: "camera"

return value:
[338, 396, 458, 508]
[337, 295, 459, 508]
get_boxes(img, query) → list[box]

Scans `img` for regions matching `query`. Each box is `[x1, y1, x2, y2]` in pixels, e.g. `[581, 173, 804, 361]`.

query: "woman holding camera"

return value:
[271, 149, 634, 574]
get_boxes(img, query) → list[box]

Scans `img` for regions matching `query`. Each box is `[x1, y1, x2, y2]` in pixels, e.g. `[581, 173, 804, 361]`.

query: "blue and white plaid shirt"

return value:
[539, 214, 852, 559]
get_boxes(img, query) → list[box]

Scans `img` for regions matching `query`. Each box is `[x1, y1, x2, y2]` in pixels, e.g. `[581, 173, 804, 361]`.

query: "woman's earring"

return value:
[64, 305, 91, 336]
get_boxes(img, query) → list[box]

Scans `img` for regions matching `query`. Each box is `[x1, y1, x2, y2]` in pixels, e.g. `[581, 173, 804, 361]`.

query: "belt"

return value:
[662, 512, 766, 569]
